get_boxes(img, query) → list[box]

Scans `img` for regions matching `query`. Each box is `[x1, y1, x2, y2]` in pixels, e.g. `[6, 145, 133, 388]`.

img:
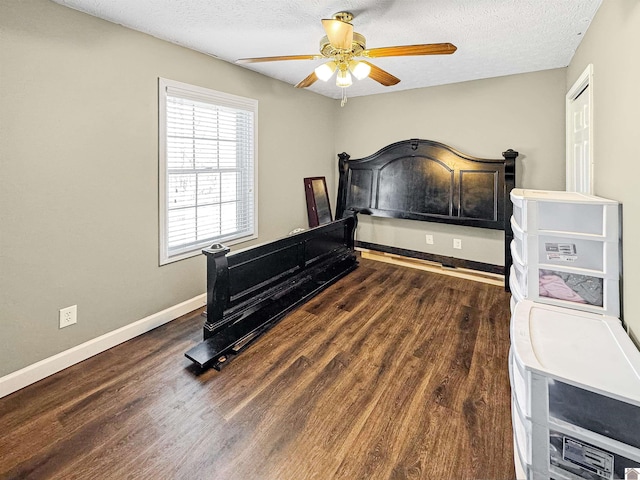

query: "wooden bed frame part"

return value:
[186, 139, 516, 371]
[335, 138, 518, 288]
[185, 212, 358, 370]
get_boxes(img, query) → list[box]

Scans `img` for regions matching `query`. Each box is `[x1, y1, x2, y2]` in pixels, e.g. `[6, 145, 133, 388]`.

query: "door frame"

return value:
[566, 63, 594, 194]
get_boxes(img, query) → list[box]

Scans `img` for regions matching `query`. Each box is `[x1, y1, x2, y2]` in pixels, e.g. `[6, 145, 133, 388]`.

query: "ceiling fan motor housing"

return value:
[332, 11, 353, 23]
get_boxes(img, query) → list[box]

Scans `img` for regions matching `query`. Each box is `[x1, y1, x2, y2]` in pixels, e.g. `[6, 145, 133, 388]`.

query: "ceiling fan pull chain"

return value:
[341, 87, 348, 107]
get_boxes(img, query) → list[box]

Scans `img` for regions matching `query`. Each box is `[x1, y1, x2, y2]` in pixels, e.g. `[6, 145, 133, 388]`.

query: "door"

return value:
[566, 65, 594, 194]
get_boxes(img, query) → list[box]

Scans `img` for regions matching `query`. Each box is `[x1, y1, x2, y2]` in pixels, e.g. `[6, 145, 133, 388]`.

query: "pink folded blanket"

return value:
[539, 274, 587, 303]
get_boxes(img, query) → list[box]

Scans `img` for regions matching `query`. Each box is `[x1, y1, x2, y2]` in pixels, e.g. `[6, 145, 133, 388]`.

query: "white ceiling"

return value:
[52, 0, 602, 100]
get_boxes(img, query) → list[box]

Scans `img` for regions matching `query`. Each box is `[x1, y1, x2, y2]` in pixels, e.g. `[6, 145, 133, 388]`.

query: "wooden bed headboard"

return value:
[335, 139, 518, 285]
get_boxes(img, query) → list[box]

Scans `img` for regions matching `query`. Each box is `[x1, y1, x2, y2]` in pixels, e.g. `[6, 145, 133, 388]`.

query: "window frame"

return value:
[158, 78, 258, 265]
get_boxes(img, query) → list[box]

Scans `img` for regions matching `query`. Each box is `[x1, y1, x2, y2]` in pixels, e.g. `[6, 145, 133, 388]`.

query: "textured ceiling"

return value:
[52, 0, 602, 100]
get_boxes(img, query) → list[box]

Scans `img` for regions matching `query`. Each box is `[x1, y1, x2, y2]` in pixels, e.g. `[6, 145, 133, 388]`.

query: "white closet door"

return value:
[566, 64, 594, 194]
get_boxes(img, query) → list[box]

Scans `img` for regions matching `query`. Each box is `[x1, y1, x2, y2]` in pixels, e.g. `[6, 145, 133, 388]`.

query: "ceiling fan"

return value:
[236, 12, 457, 105]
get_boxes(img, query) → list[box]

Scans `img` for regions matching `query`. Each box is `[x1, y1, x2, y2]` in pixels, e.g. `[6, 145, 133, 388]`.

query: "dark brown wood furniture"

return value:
[304, 176, 333, 228]
[335, 138, 518, 287]
[185, 213, 358, 370]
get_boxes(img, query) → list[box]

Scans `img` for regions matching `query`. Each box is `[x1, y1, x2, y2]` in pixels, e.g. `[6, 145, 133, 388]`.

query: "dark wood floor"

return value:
[0, 257, 515, 480]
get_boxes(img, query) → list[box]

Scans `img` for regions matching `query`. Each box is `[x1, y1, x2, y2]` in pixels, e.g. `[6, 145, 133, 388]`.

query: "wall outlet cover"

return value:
[59, 305, 77, 328]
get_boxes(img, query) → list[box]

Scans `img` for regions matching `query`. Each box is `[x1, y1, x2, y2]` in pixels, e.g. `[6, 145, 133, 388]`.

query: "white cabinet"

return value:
[510, 189, 621, 317]
[509, 301, 640, 479]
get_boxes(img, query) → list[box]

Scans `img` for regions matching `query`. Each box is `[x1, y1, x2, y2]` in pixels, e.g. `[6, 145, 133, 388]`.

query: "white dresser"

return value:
[510, 300, 640, 479]
[509, 189, 620, 317]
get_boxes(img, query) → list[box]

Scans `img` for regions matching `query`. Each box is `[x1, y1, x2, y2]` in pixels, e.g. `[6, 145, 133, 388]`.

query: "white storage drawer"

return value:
[537, 200, 608, 235]
[512, 200, 525, 232]
[510, 189, 619, 237]
[548, 380, 640, 450]
[509, 270, 524, 315]
[533, 267, 619, 317]
[536, 234, 617, 273]
[512, 396, 532, 466]
[511, 251, 527, 293]
[511, 218, 616, 274]
[548, 426, 640, 480]
[513, 440, 532, 480]
[510, 238, 619, 316]
[510, 270, 524, 304]
[511, 217, 527, 263]
[509, 348, 530, 418]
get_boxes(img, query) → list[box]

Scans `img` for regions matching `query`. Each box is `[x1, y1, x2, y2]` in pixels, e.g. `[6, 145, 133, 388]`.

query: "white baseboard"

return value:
[0, 293, 206, 399]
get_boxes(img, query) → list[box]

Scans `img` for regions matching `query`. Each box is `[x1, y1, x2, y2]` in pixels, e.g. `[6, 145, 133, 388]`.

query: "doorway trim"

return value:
[566, 63, 594, 194]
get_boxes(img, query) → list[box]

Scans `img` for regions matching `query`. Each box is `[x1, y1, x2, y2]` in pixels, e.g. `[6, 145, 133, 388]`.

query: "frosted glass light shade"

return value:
[336, 69, 352, 87]
[349, 61, 371, 80]
[314, 61, 336, 81]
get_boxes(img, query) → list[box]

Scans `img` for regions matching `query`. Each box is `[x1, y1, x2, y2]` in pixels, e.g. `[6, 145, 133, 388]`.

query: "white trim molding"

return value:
[0, 294, 206, 399]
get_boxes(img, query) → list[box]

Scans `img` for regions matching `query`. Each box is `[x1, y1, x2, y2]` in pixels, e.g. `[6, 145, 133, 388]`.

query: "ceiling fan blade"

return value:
[295, 71, 319, 89]
[364, 43, 457, 58]
[361, 61, 400, 86]
[236, 54, 321, 64]
[321, 19, 354, 50]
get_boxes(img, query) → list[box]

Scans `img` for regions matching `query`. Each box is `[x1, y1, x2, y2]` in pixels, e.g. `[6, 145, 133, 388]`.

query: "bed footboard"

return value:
[185, 212, 358, 370]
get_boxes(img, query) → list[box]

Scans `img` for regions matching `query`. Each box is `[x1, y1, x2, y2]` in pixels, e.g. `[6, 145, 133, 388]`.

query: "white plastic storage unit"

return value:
[509, 300, 640, 480]
[509, 189, 620, 317]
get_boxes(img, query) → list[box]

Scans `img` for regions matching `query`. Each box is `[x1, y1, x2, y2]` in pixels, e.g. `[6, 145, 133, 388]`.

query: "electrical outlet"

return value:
[453, 238, 462, 249]
[59, 305, 77, 328]
[425, 234, 434, 245]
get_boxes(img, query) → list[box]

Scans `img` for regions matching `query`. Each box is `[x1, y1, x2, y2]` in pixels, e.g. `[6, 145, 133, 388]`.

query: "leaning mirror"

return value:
[304, 177, 333, 227]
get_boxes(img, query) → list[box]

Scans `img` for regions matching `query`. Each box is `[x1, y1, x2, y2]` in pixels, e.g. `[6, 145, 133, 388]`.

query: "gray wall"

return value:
[0, 0, 337, 377]
[567, 0, 640, 339]
[334, 70, 567, 265]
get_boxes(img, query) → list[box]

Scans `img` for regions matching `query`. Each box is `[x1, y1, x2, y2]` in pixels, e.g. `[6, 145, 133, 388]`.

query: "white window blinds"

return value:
[159, 78, 258, 264]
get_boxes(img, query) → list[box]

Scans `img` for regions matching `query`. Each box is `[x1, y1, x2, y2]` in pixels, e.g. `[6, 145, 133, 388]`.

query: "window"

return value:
[159, 78, 257, 265]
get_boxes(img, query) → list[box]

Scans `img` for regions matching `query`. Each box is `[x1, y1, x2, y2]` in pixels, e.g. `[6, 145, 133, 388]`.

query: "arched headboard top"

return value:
[336, 138, 518, 231]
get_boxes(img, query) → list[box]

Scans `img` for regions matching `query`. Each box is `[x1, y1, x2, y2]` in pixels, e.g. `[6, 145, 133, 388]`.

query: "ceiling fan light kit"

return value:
[236, 11, 457, 106]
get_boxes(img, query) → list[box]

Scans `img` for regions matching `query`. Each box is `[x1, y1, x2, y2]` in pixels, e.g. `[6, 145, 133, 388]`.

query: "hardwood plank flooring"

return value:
[0, 257, 514, 480]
